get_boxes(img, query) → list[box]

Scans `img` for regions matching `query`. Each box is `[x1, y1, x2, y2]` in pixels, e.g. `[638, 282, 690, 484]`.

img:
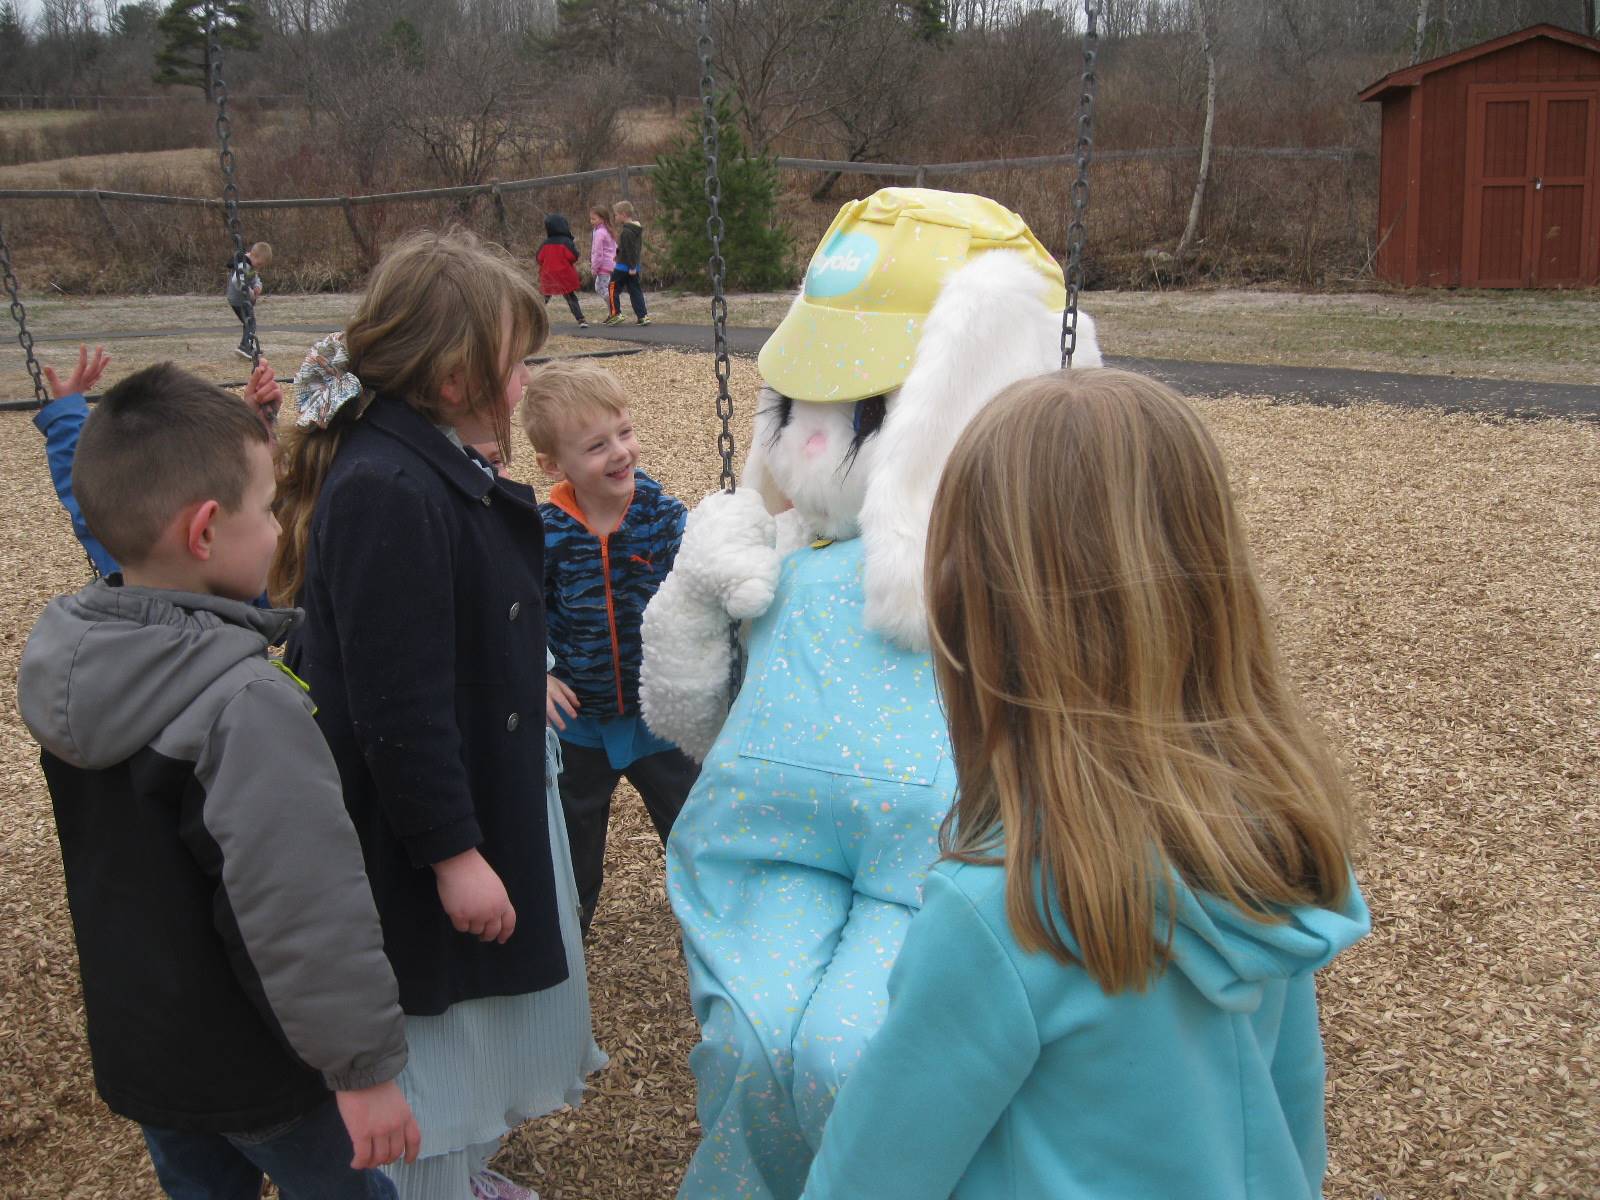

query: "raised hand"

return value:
[42, 344, 110, 400]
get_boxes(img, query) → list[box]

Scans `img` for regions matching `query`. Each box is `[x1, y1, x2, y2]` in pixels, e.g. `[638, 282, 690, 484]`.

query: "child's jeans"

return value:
[141, 1098, 397, 1200]
[607, 269, 647, 320]
[558, 740, 696, 932]
[229, 302, 253, 353]
[544, 291, 586, 323]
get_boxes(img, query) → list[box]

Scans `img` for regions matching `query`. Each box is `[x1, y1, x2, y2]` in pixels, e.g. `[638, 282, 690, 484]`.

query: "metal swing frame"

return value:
[0, 16, 272, 578]
[689, 0, 1100, 485]
[1063, 2, 1100, 368]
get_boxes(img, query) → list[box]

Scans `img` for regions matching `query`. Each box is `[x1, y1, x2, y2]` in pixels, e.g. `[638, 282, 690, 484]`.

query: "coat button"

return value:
[481, 494, 492, 506]
[506, 712, 520, 732]
[509, 601, 521, 621]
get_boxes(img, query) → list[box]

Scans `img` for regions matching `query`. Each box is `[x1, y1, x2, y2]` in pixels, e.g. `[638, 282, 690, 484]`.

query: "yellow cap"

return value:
[758, 188, 1064, 404]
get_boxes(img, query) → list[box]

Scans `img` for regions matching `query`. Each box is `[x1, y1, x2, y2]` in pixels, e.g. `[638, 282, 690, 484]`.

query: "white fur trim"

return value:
[859, 252, 1102, 649]
[640, 488, 780, 762]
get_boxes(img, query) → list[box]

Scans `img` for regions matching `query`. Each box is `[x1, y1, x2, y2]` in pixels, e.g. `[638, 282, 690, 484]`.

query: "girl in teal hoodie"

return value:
[800, 369, 1369, 1200]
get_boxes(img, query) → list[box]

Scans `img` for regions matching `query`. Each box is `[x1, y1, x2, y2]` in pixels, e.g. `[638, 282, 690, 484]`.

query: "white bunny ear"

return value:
[859, 252, 1063, 650]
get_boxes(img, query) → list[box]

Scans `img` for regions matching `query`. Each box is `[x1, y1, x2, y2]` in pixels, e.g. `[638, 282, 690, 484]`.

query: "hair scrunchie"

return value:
[293, 332, 365, 429]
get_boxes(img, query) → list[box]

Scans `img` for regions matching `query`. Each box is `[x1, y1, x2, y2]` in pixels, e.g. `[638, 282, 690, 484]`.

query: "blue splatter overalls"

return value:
[667, 536, 955, 1199]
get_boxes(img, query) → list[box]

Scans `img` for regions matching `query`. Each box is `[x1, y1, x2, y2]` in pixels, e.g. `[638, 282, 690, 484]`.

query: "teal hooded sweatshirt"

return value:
[800, 858, 1369, 1200]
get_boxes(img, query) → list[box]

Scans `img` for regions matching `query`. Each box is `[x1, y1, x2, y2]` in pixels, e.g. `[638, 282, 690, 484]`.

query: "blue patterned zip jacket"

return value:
[542, 470, 687, 716]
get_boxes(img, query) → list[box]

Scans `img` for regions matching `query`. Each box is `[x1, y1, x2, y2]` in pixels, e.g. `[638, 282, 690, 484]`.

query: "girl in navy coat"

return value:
[272, 230, 604, 1200]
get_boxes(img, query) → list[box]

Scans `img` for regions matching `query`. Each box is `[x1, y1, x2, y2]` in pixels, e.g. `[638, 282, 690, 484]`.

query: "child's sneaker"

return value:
[578, 320, 589, 328]
[602, 314, 625, 326]
[470, 1168, 539, 1200]
[234, 346, 253, 359]
[637, 314, 652, 325]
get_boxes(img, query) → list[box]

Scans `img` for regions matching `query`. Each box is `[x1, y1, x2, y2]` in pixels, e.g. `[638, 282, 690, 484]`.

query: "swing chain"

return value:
[207, 12, 260, 370]
[1062, 0, 1099, 369]
[697, 0, 736, 495]
[0, 225, 50, 408]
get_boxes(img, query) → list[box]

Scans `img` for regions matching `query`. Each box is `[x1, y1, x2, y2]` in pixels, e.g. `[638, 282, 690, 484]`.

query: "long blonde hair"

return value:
[925, 369, 1353, 993]
[270, 229, 546, 604]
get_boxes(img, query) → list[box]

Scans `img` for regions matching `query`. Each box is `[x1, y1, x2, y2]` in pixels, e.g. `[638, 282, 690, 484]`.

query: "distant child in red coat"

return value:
[536, 214, 589, 328]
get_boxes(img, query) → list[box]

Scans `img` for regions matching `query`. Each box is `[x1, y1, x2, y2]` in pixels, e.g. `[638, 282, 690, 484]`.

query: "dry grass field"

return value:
[1, 331, 1597, 1199]
[0, 146, 216, 190]
[0, 110, 96, 134]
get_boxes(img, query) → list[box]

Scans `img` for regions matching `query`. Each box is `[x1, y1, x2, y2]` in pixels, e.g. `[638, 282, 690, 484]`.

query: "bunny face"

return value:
[749, 386, 890, 542]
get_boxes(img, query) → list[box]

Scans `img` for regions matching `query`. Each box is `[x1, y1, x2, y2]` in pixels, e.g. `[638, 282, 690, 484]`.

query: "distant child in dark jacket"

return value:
[536, 214, 588, 328]
[522, 360, 694, 933]
[226, 241, 272, 358]
[603, 199, 650, 326]
[17, 362, 418, 1200]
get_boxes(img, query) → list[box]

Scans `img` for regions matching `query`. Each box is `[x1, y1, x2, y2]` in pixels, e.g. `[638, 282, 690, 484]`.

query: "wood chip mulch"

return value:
[1, 351, 1594, 1199]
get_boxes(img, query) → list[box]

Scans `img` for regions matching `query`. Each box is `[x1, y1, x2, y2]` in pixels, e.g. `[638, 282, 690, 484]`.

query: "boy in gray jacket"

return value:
[17, 363, 418, 1199]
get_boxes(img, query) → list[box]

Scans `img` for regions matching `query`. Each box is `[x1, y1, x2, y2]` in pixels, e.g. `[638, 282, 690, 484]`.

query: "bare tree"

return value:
[711, 0, 856, 154]
[394, 39, 532, 189]
[1177, 0, 1218, 259]
[545, 64, 626, 172]
[809, 3, 930, 197]
[258, 0, 333, 116]
[1411, 0, 1428, 63]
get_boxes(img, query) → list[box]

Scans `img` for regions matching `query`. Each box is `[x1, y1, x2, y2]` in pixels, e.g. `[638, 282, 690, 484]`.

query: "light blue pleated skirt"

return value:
[382, 727, 608, 1200]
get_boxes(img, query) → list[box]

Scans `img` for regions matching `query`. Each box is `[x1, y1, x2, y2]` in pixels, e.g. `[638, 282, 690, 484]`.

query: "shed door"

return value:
[1465, 86, 1599, 288]
[1533, 94, 1598, 286]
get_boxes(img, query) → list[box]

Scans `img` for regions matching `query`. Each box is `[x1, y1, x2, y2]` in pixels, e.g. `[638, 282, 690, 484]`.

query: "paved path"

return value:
[17, 318, 1600, 421]
[570, 321, 1600, 421]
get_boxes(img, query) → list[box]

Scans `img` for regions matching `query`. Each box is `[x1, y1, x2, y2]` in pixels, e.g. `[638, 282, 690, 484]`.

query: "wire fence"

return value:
[0, 144, 1377, 295]
[0, 92, 302, 110]
[0, 145, 1363, 210]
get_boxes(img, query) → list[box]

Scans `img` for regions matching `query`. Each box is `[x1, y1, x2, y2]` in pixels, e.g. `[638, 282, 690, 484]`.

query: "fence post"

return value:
[915, 166, 927, 187]
[91, 190, 119, 239]
[341, 196, 375, 268]
[618, 164, 631, 201]
[490, 179, 509, 242]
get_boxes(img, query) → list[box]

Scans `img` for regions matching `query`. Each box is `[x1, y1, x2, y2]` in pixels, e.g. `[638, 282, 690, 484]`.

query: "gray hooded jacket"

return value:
[17, 581, 406, 1133]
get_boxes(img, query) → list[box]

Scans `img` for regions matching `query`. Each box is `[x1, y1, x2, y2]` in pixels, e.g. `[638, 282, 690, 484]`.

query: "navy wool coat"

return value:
[287, 395, 566, 1016]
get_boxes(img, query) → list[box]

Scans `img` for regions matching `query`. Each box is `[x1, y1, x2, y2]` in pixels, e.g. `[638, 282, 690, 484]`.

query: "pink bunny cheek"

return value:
[803, 431, 829, 460]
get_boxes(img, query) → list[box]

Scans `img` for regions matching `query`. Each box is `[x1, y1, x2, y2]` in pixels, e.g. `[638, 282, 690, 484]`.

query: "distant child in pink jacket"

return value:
[589, 206, 617, 306]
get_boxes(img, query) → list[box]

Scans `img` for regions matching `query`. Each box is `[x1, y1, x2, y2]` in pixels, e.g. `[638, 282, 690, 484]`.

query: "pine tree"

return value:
[112, 2, 162, 39]
[152, 0, 260, 100]
[0, 0, 25, 90]
[896, 0, 948, 43]
[0, 0, 26, 56]
[653, 94, 795, 292]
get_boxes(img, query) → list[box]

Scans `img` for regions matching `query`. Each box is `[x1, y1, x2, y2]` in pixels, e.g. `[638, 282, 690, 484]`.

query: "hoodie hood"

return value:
[542, 214, 577, 250]
[17, 580, 298, 770]
[1162, 871, 1370, 1012]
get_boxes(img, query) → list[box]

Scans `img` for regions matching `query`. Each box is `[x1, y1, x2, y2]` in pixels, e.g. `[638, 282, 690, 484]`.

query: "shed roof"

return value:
[1358, 23, 1600, 103]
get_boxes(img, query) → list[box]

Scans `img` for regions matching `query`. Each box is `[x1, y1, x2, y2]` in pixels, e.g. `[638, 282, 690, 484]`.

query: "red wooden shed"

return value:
[1359, 24, 1600, 288]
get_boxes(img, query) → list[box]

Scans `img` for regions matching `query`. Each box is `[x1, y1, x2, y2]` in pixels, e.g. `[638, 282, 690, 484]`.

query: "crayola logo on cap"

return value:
[805, 232, 879, 299]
